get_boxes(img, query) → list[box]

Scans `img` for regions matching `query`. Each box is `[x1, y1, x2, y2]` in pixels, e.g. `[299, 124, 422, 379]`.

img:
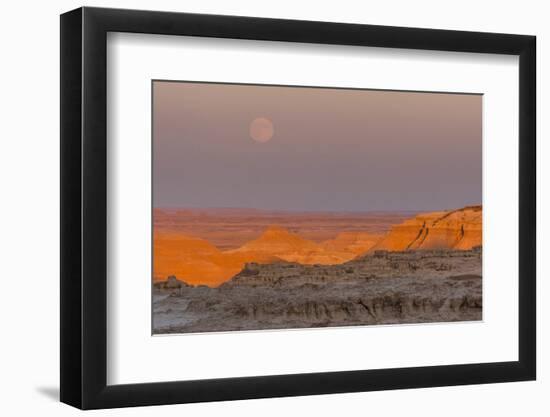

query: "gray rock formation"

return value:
[153, 249, 482, 334]
[153, 275, 191, 290]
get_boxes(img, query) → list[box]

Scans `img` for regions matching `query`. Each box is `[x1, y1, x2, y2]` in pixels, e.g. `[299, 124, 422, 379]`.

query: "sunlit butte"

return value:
[249, 117, 274, 143]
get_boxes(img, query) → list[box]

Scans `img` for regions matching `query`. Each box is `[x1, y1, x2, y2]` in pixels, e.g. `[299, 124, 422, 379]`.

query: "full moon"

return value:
[249, 117, 274, 143]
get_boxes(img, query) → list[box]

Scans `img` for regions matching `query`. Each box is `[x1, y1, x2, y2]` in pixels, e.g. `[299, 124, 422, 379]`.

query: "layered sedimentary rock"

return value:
[320, 231, 382, 256]
[228, 225, 320, 258]
[153, 248, 482, 333]
[226, 226, 379, 265]
[371, 205, 481, 252]
[154, 206, 482, 287]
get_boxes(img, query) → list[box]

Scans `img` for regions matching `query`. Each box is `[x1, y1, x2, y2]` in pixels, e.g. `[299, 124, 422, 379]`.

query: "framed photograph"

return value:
[60, 6, 536, 409]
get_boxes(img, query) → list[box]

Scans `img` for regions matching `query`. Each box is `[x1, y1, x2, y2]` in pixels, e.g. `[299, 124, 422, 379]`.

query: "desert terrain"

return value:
[152, 205, 482, 333]
[153, 209, 414, 286]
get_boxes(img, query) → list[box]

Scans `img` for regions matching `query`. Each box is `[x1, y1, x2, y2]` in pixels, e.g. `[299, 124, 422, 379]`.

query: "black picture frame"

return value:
[60, 6, 536, 410]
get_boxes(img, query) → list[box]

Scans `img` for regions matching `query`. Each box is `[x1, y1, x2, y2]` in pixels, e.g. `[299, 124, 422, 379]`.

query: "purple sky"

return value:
[153, 81, 482, 212]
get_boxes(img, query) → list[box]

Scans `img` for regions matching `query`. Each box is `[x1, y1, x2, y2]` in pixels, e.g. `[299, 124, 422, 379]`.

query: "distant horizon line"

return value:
[152, 204, 482, 215]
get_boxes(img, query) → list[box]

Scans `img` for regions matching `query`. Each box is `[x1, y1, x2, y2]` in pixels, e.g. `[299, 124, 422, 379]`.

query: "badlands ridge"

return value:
[154, 205, 482, 286]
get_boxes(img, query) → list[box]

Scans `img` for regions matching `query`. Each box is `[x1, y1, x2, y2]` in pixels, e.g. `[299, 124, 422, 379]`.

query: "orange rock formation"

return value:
[153, 232, 244, 286]
[154, 227, 381, 286]
[320, 231, 383, 256]
[227, 226, 380, 265]
[154, 206, 482, 287]
[371, 205, 482, 252]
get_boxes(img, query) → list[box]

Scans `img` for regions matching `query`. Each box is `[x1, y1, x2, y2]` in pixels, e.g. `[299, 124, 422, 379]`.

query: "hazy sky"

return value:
[153, 81, 482, 212]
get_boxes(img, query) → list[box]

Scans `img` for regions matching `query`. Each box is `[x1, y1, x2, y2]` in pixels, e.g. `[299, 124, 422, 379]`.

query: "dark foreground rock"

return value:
[153, 248, 482, 334]
[153, 275, 192, 290]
